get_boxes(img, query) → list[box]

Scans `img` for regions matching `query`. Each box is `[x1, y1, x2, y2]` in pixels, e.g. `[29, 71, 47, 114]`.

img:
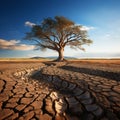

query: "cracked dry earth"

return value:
[0, 61, 120, 120]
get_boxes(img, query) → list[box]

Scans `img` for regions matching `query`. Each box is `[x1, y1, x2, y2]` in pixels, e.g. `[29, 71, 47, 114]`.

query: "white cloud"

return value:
[10, 44, 35, 50]
[25, 21, 36, 27]
[0, 39, 35, 51]
[81, 26, 95, 31]
[0, 39, 20, 46]
[75, 24, 95, 31]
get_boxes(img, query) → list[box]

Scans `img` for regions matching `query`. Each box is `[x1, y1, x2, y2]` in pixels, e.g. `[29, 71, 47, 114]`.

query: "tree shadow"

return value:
[29, 70, 90, 119]
[60, 65, 120, 81]
[42, 61, 56, 66]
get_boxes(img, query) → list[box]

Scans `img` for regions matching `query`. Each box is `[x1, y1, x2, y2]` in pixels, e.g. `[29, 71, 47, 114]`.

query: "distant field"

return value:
[0, 58, 120, 64]
[67, 59, 120, 64]
[0, 58, 51, 63]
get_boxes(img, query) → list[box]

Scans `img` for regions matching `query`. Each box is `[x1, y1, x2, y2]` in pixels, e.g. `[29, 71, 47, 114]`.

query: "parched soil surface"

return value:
[0, 60, 120, 120]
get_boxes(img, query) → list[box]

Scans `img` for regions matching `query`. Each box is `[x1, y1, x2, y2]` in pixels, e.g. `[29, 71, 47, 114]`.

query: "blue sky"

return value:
[0, 0, 120, 58]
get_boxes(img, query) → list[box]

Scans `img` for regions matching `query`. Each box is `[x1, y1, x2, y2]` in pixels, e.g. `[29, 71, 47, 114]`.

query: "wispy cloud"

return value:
[0, 39, 35, 50]
[81, 26, 95, 31]
[75, 24, 95, 31]
[25, 21, 36, 27]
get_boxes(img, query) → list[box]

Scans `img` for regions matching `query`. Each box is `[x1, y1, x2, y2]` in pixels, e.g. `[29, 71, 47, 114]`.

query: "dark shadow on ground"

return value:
[60, 66, 120, 81]
[29, 69, 120, 119]
[42, 62, 56, 66]
[30, 70, 90, 119]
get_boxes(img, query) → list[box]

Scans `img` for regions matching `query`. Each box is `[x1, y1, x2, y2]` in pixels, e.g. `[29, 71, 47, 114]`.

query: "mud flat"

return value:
[0, 60, 120, 120]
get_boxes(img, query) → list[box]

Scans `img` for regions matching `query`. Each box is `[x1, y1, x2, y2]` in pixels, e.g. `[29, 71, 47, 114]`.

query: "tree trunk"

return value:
[57, 47, 64, 61]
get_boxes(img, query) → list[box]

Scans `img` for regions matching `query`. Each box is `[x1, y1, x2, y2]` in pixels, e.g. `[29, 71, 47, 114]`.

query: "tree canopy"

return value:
[25, 16, 93, 61]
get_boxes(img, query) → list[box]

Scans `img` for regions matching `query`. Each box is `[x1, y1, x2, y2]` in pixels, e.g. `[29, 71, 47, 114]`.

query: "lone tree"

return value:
[25, 16, 93, 61]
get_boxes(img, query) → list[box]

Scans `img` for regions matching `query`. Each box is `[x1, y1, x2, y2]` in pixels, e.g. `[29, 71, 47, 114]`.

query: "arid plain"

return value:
[0, 59, 120, 120]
